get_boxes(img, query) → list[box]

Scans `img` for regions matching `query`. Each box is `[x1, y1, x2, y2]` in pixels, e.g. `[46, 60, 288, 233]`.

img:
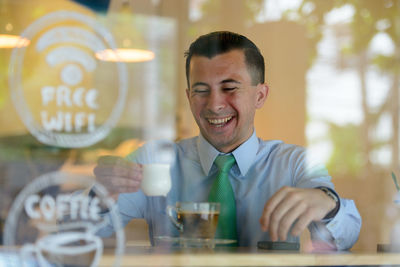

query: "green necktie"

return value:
[208, 154, 237, 241]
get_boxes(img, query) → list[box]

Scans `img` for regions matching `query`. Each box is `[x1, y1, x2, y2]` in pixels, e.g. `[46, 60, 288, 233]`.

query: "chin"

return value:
[211, 139, 235, 152]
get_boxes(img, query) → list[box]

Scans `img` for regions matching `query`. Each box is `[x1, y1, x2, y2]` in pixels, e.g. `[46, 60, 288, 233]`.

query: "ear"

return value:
[186, 88, 190, 101]
[255, 83, 269, 109]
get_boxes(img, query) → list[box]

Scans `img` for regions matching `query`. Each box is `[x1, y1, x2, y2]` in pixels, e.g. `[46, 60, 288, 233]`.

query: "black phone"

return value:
[257, 241, 300, 251]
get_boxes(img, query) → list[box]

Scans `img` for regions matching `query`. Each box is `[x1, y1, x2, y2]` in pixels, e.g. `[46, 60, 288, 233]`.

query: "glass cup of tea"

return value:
[166, 202, 220, 247]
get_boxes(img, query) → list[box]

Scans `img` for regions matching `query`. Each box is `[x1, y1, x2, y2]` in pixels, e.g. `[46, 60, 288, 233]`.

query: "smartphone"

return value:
[257, 241, 300, 251]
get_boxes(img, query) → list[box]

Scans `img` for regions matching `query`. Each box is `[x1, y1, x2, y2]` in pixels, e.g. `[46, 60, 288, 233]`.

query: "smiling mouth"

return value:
[207, 116, 233, 127]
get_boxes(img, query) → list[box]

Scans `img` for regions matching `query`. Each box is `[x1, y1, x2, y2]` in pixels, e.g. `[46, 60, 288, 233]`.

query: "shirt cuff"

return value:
[323, 198, 360, 250]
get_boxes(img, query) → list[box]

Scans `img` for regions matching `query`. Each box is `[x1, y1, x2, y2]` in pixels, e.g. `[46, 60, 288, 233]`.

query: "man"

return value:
[94, 31, 361, 249]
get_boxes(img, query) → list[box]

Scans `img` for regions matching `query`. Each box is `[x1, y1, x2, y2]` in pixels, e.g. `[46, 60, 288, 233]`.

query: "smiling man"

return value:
[94, 31, 361, 250]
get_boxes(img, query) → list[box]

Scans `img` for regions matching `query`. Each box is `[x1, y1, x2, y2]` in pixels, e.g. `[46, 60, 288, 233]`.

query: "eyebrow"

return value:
[220, 79, 241, 84]
[191, 79, 241, 88]
[191, 82, 209, 88]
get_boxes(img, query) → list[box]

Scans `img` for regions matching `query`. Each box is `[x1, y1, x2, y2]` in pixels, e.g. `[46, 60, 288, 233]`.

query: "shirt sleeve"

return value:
[292, 147, 362, 250]
[95, 143, 151, 237]
[97, 140, 175, 237]
[309, 198, 362, 250]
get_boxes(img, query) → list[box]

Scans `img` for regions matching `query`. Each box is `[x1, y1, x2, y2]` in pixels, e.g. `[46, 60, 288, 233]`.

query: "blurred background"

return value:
[0, 0, 399, 252]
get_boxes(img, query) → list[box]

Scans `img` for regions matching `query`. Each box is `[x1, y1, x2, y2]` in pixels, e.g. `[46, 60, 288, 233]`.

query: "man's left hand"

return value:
[259, 186, 336, 241]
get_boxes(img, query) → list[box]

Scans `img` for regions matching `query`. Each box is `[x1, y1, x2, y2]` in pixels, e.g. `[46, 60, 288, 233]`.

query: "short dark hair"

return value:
[184, 31, 265, 88]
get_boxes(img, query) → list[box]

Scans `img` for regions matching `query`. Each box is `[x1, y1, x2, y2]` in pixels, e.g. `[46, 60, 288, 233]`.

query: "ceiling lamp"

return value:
[0, 34, 30, 48]
[95, 48, 155, 62]
[94, 0, 156, 63]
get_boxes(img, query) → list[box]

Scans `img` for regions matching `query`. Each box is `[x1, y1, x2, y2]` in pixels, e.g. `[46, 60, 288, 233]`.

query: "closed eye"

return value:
[191, 88, 210, 95]
[223, 87, 237, 91]
[193, 88, 209, 93]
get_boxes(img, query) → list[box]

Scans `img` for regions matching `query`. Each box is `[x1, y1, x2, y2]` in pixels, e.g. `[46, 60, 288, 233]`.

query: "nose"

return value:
[206, 90, 226, 113]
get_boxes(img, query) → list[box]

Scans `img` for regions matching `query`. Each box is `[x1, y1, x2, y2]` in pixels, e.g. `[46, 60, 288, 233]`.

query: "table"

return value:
[99, 246, 400, 266]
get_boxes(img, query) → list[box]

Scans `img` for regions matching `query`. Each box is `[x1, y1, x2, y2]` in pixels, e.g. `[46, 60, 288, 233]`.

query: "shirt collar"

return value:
[197, 131, 259, 176]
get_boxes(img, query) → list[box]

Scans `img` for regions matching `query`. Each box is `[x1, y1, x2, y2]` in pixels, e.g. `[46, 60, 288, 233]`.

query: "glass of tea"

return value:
[167, 202, 220, 243]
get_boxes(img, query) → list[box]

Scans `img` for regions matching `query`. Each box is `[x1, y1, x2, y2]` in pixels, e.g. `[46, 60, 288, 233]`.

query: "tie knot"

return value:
[215, 154, 236, 173]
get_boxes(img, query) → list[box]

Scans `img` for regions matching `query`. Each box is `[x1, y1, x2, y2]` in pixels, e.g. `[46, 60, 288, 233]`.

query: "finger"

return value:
[291, 210, 314, 237]
[268, 191, 303, 241]
[128, 164, 143, 180]
[94, 165, 126, 177]
[114, 185, 141, 194]
[94, 165, 130, 178]
[97, 156, 137, 169]
[114, 157, 139, 169]
[103, 183, 141, 196]
[96, 175, 140, 192]
[277, 201, 307, 241]
[260, 186, 292, 231]
[111, 177, 141, 188]
[94, 163, 142, 179]
[107, 177, 147, 198]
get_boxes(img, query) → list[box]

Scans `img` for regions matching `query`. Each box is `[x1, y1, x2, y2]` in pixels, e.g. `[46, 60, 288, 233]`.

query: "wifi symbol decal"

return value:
[45, 45, 97, 86]
[37, 26, 101, 134]
[9, 11, 127, 148]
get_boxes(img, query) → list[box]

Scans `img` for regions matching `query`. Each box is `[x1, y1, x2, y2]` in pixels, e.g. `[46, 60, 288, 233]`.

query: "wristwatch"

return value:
[317, 187, 340, 219]
[319, 187, 338, 203]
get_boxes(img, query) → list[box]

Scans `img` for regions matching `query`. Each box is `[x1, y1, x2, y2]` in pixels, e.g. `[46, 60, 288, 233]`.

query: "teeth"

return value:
[208, 116, 232, 125]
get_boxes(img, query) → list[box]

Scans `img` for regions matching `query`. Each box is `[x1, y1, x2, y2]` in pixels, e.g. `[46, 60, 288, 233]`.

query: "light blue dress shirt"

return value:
[99, 131, 361, 250]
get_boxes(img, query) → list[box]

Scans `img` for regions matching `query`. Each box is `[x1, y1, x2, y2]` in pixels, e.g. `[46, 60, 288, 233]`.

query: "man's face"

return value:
[186, 49, 268, 153]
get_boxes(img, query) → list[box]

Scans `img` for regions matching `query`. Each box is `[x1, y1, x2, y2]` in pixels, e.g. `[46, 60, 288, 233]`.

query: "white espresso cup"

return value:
[141, 164, 171, 196]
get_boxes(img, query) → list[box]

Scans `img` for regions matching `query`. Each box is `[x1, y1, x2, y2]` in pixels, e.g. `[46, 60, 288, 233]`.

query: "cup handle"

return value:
[166, 205, 183, 231]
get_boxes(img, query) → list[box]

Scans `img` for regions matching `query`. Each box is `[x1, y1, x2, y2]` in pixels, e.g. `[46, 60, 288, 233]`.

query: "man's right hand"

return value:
[93, 155, 143, 200]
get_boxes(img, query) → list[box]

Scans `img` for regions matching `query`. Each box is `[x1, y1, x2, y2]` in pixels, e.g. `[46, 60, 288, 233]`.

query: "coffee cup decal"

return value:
[19, 193, 105, 267]
[20, 231, 103, 267]
[9, 11, 127, 148]
[4, 171, 125, 267]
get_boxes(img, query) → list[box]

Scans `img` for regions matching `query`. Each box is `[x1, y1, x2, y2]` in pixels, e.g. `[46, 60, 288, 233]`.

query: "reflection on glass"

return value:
[0, 0, 398, 254]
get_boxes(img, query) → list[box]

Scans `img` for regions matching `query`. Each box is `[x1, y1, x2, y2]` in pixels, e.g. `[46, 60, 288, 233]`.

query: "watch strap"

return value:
[316, 186, 340, 220]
